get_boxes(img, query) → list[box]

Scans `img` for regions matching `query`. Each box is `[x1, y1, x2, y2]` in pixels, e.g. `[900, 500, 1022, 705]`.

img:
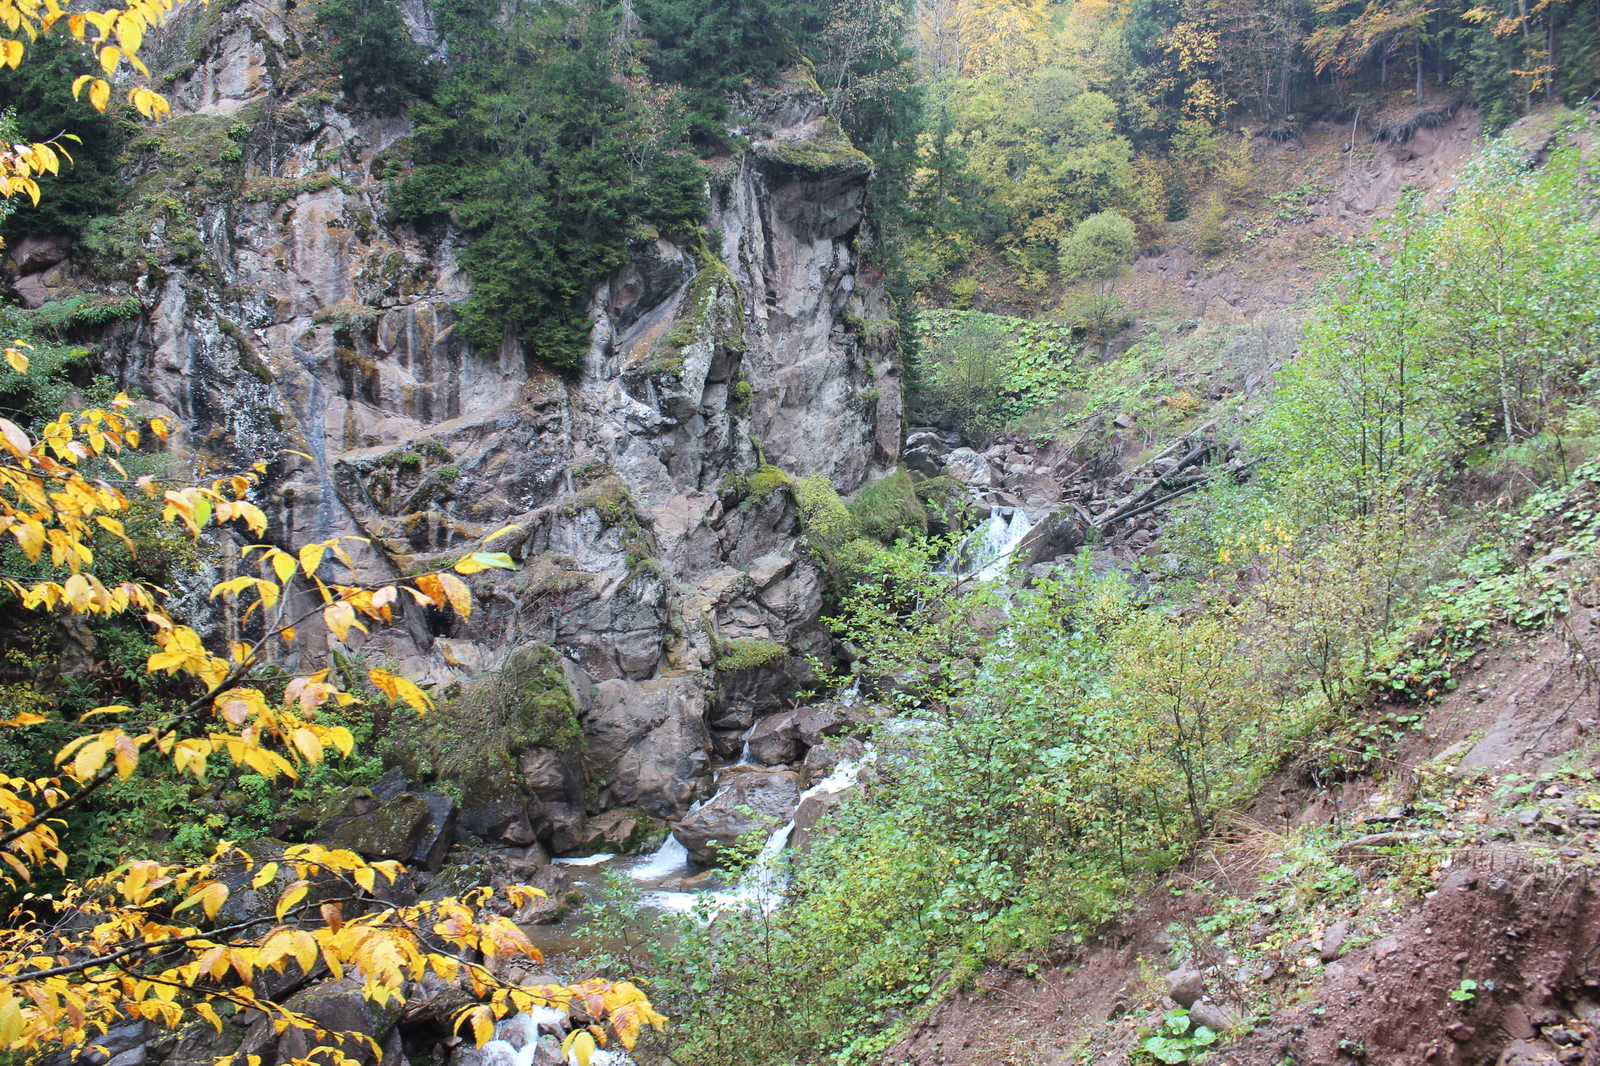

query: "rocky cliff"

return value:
[10, 0, 902, 850]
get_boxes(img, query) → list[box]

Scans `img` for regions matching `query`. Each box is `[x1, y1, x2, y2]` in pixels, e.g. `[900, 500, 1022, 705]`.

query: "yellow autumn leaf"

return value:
[97, 45, 119, 75]
[298, 542, 327, 577]
[438, 572, 472, 618]
[88, 79, 110, 113]
[452, 551, 514, 574]
[4, 347, 27, 374]
[368, 668, 434, 713]
[276, 880, 309, 921]
[251, 861, 279, 889]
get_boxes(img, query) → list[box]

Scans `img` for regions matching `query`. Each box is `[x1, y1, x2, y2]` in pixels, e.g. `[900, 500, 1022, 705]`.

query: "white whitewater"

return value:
[948, 510, 1035, 580]
[639, 749, 875, 916]
[478, 1005, 634, 1066]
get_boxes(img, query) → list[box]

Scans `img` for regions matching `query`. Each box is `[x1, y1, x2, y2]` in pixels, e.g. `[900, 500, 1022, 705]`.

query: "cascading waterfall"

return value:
[948, 510, 1036, 580]
[639, 750, 875, 915]
[476, 1006, 634, 1066]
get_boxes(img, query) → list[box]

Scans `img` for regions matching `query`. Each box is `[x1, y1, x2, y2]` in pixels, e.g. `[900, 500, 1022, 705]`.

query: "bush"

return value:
[1058, 209, 1138, 286]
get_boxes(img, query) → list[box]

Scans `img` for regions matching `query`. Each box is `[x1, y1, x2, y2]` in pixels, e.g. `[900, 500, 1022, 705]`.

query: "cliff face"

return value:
[17, 0, 901, 841]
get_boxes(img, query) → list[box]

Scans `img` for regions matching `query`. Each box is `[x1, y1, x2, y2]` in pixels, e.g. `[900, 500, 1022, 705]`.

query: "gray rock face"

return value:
[673, 768, 803, 866]
[85, 11, 901, 835]
[584, 677, 712, 818]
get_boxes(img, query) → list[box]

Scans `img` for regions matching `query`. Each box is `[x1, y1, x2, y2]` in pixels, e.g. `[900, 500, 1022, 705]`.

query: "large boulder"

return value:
[583, 676, 711, 818]
[256, 977, 403, 1066]
[574, 808, 668, 855]
[458, 770, 537, 846]
[1016, 508, 1084, 567]
[943, 448, 997, 488]
[672, 768, 802, 866]
[746, 711, 802, 766]
[518, 748, 585, 852]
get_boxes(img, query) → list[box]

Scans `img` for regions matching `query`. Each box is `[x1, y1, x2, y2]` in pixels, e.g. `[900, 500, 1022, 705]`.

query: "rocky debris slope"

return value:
[903, 420, 1245, 579]
[885, 610, 1600, 1066]
[14, 2, 902, 856]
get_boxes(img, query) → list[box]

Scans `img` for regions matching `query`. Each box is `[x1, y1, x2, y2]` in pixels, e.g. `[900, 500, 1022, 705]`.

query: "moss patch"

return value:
[748, 465, 791, 498]
[757, 118, 873, 177]
[715, 638, 788, 671]
[849, 469, 927, 543]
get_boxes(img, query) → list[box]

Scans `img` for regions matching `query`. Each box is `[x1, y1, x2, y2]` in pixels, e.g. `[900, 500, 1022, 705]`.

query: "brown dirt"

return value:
[882, 614, 1600, 1066]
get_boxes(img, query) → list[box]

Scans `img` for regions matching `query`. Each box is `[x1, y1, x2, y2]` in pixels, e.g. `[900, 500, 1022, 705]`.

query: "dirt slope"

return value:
[884, 609, 1600, 1066]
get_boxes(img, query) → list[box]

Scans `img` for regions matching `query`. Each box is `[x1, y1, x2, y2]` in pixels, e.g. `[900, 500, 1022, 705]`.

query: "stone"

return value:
[530, 802, 585, 853]
[518, 748, 582, 805]
[1320, 920, 1350, 961]
[320, 793, 441, 863]
[672, 769, 802, 865]
[1165, 966, 1205, 1009]
[268, 977, 403, 1065]
[1498, 1040, 1560, 1066]
[801, 736, 866, 783]
[793, 706, 848, 747]
[791, 789, 847, 853]
[370, 766, 409, 802]
[575, 808, 667, 855]
[584, 676, 711, 818]
[746, 711, 802, 766]
[1186, 1000, 1236, 1032]
[1016, 508, 1084, 567]
[943, 448, 997, 488]
[458, 771, 536, 846]
[409, 791, 459, 870]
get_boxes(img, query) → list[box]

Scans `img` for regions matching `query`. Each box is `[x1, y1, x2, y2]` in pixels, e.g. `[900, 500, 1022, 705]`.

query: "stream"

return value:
[524, 752, 873, 962]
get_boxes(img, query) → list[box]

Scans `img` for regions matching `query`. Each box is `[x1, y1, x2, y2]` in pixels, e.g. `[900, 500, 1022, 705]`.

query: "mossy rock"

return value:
[849, 469, 928, 543]
[715, 637, 788, 671]
[747, 465, 791, 498]
[756, 118, 873, 177]
[323, 794, 432, 861]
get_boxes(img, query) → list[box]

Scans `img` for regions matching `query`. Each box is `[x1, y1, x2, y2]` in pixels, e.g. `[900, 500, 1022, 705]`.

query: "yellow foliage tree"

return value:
[0, 0, 198, 204]
[0, 366, 666, 1057]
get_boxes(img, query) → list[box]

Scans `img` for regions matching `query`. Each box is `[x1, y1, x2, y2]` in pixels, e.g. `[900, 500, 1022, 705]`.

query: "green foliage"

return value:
[314, 0, 434, 113]
[634, 0, 825, 139]
[916, 310, 1083, 437]
[1140, 1009, 1219, 1063]
[794, 473, 882, 590]
[1058, 209, 1139, 285]
[0, 36, 130, 238]
[1251, 129, 1600, 519]
[393, 0, 709, 372]
[25, 294, 142, 336]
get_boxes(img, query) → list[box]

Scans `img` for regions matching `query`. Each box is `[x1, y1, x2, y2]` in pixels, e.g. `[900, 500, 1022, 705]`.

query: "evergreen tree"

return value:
[1559, 0, 1600, 104]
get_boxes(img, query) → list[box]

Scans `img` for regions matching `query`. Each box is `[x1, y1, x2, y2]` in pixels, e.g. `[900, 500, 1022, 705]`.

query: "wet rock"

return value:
[458, 771, 537, 846]
[746, 711, 802, 766]
[801, 736, 866, 783]
[575, 808, 667, 855]
[584, 676, 711, 818]
[673, 768, 802, 865]
[527, 802, 583, 854]
[1016, 509, 1085, 567]
[791, 789, 848, 853]
[793, 706, 849, 747]
[266, 977, 403, 1065]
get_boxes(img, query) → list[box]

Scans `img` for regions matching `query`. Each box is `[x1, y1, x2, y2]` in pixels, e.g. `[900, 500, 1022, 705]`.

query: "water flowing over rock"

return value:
[69, 7, 902, 847]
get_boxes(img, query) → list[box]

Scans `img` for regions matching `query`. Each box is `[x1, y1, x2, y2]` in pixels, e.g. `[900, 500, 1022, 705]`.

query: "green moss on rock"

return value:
[715, 638, 788, 671]
[849, 469, 927, 543]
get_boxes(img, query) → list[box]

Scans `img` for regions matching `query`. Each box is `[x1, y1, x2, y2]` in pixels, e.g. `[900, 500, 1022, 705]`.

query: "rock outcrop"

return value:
[36, 4, 900, 853]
